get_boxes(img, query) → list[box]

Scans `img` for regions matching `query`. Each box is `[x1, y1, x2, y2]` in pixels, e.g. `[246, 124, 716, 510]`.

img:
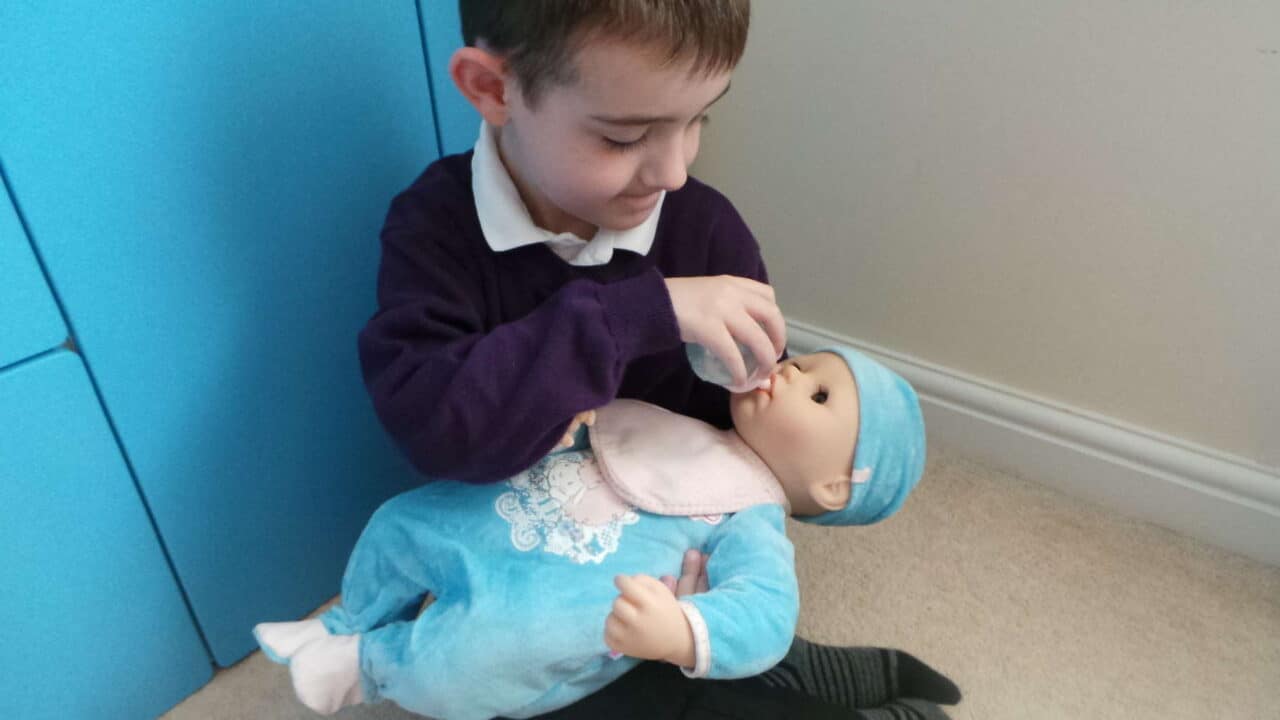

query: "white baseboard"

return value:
[787, 322, 1280, 568]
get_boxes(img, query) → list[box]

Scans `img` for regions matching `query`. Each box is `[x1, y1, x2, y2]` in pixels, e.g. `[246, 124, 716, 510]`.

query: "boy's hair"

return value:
[459, 0, 750, 105]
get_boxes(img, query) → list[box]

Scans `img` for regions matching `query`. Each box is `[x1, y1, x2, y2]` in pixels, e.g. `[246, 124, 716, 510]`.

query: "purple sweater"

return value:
[358, 152, 770, 483]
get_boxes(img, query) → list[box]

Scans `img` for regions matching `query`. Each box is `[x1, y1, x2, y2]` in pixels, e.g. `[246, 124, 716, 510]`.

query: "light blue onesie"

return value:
[262, 345, 928, 720]
[319, 439, 799, 719]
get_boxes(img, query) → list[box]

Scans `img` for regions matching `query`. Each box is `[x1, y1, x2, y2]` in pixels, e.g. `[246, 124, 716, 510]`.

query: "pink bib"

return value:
[588, 400, 788, 517]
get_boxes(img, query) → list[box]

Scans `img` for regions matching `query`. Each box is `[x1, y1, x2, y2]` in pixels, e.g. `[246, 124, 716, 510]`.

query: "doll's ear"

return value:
[809, 475, 852, 513]
[449, 46, 512, 126]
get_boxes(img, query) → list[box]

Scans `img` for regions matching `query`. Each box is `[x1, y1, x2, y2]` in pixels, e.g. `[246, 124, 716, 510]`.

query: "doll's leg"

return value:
[290, 600, 476, 718]
[321, 486, 452, 635]
[337, 599, 481, 717]
[255, 487, 447, 663]
[254, 618, 333, 663]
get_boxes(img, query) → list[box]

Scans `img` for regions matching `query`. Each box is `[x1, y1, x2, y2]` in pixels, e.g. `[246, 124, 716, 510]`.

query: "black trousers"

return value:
[514, 660, 859, 720]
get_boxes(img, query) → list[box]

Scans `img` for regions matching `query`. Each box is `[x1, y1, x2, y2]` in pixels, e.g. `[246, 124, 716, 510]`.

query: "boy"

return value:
[255, 347, 930, 719]
[359, 0, 780, 485]
[355, 2, 958, 717]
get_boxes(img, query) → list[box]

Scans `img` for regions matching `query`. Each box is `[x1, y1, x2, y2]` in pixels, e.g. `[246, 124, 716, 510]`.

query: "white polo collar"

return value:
[471, 122, 663, 266]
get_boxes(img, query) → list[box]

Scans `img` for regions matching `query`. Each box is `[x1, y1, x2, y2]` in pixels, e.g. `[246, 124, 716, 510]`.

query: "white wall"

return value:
[694, 1, 1280, 472]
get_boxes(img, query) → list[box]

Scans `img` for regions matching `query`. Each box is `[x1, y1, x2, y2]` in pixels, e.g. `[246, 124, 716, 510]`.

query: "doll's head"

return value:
[729, 346, 925, 525]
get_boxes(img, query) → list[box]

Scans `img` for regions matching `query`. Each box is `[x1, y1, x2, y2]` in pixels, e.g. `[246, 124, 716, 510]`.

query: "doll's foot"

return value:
[289, 633, 364, 715]
[253, 619, 330, 664]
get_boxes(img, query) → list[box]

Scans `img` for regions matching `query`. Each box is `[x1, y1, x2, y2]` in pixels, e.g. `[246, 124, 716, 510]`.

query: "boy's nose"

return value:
[641, 144, 688, 192]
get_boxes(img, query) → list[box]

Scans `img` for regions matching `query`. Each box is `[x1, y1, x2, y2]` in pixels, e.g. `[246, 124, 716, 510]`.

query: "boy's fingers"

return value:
[676, 567, 692, 599]
[725, 275, 776, 302]
[559, 419, 582, 448]
[746, 295, 788, 360]
[683, 549, 701, 574]
[559, 409, 601, 449]
[703, 330, 748, 388]
[729, 316, 777, 389]
[675, 550, 704, 597]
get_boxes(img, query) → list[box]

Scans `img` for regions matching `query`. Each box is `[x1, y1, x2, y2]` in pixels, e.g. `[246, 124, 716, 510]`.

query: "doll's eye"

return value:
[811, 389, 829, 405]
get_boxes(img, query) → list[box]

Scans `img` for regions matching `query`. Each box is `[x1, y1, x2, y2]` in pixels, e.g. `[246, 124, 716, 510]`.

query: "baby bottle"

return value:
[685, 342, 775, 393]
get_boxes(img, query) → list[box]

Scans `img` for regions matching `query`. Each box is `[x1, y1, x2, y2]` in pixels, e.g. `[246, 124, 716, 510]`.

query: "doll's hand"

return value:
[605, 574, 696, 667]
[558, 410, 597, 449]
[664, 276, 786, 389]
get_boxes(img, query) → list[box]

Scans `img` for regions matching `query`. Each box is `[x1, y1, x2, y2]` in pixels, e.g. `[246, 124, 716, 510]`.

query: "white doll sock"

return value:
[253, 618, 330, 664]
[289, 633, 364, 715]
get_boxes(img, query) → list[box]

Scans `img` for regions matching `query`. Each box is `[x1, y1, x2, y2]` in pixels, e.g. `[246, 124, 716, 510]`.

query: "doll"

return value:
[254, 345, 925, 719]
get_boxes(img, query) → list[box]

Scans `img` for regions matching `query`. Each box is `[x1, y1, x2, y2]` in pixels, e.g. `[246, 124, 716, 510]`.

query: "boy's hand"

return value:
[660, 549, 710, 597]
[605, 574, 696, 667]
[558, 410, 597, 449]
[665, 276, 786, 389]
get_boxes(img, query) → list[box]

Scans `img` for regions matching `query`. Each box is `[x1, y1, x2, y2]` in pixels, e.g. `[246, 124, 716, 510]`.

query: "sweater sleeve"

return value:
[358, 190, 682, 484]
[714, 199, 769, 283]
[678, 505, 799, 679]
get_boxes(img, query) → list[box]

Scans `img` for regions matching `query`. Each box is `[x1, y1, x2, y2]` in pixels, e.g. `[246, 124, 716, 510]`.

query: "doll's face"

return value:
[730, 352, 860, 516]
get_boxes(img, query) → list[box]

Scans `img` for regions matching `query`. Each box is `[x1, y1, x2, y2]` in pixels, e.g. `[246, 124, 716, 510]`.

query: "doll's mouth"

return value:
[756, 374, 777, 397]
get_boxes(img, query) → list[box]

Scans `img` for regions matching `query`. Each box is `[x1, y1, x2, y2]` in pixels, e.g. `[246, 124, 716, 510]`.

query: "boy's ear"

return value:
[809, 476, 852, 513]
[449, 46, 512, 126]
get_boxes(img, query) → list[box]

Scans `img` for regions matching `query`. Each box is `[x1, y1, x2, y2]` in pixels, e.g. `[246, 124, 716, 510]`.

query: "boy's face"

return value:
[497, 39, 732, 235]
[730, 353, 861, 517]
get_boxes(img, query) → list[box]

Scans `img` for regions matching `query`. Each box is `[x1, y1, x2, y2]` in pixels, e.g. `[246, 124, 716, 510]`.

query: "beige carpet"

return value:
[163, 443, 1280, 720]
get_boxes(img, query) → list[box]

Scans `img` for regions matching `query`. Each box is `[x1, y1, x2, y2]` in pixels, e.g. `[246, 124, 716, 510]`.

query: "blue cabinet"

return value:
[422, 0, 482, 155]
[0, 180, 64, 369]
[1, 1, 439, 667]
[0, 351, 210, 720]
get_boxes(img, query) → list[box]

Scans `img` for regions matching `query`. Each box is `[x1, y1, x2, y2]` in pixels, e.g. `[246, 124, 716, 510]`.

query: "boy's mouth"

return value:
[618, 192, 660, 206]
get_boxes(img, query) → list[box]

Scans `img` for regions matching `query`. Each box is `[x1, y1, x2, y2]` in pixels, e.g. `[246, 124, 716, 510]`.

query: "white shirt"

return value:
[471, 122, 665, 267]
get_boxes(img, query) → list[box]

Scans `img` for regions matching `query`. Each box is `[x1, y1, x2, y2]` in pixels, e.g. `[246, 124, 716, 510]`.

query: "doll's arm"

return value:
[675, 504, 798, 679]
[603, 505, 797, 678]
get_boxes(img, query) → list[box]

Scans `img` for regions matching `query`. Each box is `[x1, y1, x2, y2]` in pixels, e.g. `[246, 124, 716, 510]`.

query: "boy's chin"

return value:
[595, 218, 647, 232]
[594, 195, 661, 231]
[594, 208, 655, 232]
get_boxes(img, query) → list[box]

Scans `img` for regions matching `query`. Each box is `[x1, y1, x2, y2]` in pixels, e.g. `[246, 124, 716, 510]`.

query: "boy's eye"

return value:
[603, 134, 647, 152]
[811, 389, 829, 405]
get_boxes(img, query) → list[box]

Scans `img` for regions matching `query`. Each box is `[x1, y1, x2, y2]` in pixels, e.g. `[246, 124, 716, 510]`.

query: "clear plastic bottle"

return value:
[685, 342, 772, 393]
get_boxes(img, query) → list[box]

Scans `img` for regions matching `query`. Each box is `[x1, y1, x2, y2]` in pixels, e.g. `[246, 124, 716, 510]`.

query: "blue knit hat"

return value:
[796, 345, 926, 526]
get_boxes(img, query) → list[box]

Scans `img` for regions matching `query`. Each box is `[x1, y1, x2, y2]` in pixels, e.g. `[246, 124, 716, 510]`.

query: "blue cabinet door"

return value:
[422, 0, 481, 155]
[0, 2, 436, 665]
[0, 176, 65, 369]
[0, 351, 210, 719]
